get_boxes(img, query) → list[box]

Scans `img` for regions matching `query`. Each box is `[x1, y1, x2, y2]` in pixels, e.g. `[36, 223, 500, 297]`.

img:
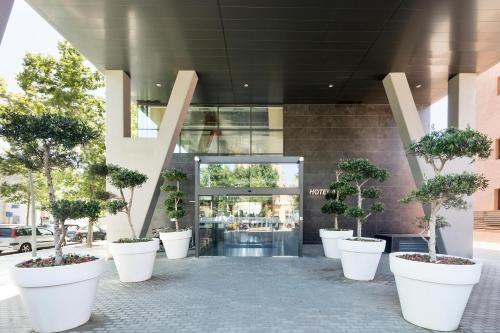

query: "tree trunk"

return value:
[120, 188, 137, 239]
[175, 180, 179, 231]
[333, 214, 338, 230]
[44, 147, 62, 265]
[87, 220, 94, 248]
[428, 203, 438, 262]
[25, 193, 30, 226]
[357, 184, 362, 237]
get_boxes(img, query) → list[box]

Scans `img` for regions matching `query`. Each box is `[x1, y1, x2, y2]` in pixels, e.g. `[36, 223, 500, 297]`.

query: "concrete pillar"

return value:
[440, 73, 477, 258]
[105, 70, 198, 242]
[0, 0, 13, 45]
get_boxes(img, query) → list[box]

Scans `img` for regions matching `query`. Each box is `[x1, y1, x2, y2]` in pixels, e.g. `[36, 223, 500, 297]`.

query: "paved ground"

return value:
[0, 242, 499, 333]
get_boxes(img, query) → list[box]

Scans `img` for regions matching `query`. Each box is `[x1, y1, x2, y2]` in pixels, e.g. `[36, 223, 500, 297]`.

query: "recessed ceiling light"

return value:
[155, 83, 162, 87]
[416, 84, 422, 88]
[328, 84, 334, 88]
[243, 83, 249, 87]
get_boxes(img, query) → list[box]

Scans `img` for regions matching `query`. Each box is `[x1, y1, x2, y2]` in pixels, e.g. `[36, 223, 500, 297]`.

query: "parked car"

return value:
[0, 224, 54, 253]
[67, 225, 106, 243]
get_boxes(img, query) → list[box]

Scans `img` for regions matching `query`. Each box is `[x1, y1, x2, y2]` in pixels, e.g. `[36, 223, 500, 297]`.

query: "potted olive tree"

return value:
[336, 158, 389, 281]
[320, 170, 356, 258]
[391, 127, 491, 331]
[106, 165, 159, 282]
[2, 113, 104, 333]
[159, 168, 191, 259]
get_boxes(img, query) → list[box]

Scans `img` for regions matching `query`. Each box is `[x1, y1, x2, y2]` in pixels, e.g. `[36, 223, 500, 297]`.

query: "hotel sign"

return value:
[308, 188, 329, 196]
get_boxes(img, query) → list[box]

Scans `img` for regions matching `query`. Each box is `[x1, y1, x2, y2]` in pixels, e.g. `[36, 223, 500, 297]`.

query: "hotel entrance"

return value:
[194, 156, 303, 257]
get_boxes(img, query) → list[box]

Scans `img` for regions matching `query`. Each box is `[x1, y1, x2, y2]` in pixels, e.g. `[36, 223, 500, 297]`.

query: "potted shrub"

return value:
[1, 113, 104, 333]
[158, 168, 191, 259]
[336, 158, 389, 281]
[106, 165, 159, 282]
[391, 127, 491, 331]
[320, 170, 356, 258]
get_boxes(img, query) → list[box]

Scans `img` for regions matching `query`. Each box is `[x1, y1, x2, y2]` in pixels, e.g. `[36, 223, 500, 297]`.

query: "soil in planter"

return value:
[16, 254, 98, 268]
[397, 253, 475, 265]
[114, 237, 153, 243]
[345, 237, 383, 242]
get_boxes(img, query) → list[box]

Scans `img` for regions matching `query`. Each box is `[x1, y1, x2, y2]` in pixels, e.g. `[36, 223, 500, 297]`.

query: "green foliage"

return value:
[345, 207, 365, 219]
[321, 200, 348, 216]
[50, 199, 88, 222]
[401, 173, 488, 210]
[361, 187, 382, 199]
[406, 127, 492, 165]
[370, 202, 385, 213]
[106, 199, 128, 215]
[338, 158, 389, 183]
[107, 165, 148, 190]
[200, 163, 279, 188]
[161, 168, 187, 230]
[82, 200, 101, 222]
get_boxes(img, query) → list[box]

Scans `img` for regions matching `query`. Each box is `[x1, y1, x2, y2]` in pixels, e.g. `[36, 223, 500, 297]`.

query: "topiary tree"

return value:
[338, 158, 389, 238]
[160, 168, 187, 231]
[106, 165, 148, 239]
[50, 199, 89, 246]
[0, 113, 97, 265]
[80, 200, 102, 247]
[400, 127, 491, 262]
[321, 170, 356, 230]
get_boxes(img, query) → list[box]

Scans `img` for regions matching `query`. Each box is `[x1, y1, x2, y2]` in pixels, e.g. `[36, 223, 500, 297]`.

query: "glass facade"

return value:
[135, 104, 284, 155]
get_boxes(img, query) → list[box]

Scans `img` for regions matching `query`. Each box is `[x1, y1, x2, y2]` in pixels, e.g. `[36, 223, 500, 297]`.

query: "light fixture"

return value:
[243, 83, 249, 87]
[155, 83, 162, 87]
[416, 84, 422, 88]
[328, 84, 334, 88]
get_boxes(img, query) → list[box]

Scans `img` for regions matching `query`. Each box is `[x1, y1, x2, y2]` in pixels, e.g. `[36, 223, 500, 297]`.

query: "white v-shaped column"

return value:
[105, 70, 198, 241]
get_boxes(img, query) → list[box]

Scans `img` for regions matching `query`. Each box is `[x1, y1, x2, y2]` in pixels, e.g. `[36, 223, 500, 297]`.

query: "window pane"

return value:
[252, 131, 283, 154]
[136, 105, 165, 138]
[218, 130, 250, 154]
[219, 106, 250, 128]
[184, 106, 218, 129]
[252, 107, 283, 130]
[180, 130, 218, 153]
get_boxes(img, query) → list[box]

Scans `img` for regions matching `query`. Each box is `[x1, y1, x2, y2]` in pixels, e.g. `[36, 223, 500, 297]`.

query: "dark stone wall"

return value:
[149, 104, 428, 244]
[283, 104, 426, 243]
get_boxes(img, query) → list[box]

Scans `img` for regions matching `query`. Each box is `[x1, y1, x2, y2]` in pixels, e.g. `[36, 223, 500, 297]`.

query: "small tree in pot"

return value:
[391, 127, 491, 331]
[106, 165, 160, 282]
[158, 168, 192, 259]
[319, 170, 357, 258]
[336, 158, 389, 281]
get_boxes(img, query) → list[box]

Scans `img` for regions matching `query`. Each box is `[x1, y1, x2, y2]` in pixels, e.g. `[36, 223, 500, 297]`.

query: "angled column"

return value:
[441, 73, 477, 258]
[0, 0, 13, 45]
[105, 70, 198, 242]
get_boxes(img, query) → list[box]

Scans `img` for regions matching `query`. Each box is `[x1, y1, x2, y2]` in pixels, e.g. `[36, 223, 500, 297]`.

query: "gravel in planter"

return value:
[345, 237, 383, 242]
[397, 253, 475, 265]
[16, 254, 98, 268]
[114, 238, 153, 243]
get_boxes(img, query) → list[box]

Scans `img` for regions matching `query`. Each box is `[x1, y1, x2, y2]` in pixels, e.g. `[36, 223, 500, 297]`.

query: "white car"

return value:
[0, 224, 54, 253]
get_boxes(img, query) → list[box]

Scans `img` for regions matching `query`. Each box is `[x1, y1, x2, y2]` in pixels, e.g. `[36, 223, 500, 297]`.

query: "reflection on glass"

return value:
[199, 195, 299, 256]
[219, 106, 250, 128]
[252, 131, 283, 154]
[218, 130, 250, 154]
[183, 106, 217, 129]
[251, 107, 283, 130]
[137, 105, 166, 138]
[180, 130, 218, 153]
[200, 163, 299, 188]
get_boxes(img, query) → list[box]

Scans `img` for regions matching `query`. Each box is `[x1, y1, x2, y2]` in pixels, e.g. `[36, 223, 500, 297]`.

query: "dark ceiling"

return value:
[27, 0, 500, 105]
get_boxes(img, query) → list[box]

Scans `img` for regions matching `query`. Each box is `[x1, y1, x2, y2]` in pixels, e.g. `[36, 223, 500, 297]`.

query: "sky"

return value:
[0, 0, 448, 127]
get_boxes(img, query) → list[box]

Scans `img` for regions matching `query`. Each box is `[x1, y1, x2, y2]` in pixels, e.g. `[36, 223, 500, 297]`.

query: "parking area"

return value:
[0, 243, 499, 333]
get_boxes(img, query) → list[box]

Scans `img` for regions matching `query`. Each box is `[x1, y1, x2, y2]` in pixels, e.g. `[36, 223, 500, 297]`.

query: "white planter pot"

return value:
[390, 252, 482, 331]
[338, 237, 386, 281]
[160, 229, 192, 259]
[108, 238, 159, 282]
[10, 257, 104, 333]
[319, 229, 353, 258]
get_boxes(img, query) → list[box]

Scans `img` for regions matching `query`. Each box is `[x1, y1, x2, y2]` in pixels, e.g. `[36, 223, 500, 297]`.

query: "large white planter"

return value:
[160, 229, 192, 259]
[338, 237, 386, 281]
[10, 257, 104, 333]
[390, 252, 482, 331]
[109, 238, 159, 282]
[319, 229, 353, 258]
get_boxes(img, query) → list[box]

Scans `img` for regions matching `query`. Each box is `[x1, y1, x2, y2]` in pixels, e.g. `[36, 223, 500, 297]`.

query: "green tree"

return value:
[160, 168, 187, 231]
[106, 165, 148, 239]
[321, 170, 356, 230]
[400, 128, 491, 262]
[338, 158, 389, 238]
[0, 113, 97, 265]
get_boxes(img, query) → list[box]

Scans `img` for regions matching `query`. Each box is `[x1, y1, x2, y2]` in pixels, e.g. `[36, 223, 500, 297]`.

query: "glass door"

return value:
[195, 157, 303, 257]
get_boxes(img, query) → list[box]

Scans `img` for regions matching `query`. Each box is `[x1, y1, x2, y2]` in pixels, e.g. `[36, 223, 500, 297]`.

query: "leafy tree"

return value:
[50, 199, 89, 244]
[0, 113, 97, 265]
[400, 128, 491, 262]
[160, 168, 187, 231]
[321, 170, 356, 230]
[106, 165, 148, 239]
[200, 164, 234, 187]
[337, 158, 389, 238]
